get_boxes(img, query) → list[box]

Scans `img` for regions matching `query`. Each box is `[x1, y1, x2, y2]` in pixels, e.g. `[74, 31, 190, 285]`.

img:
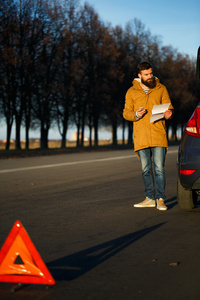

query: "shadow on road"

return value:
[48, 222, 166, 281]
[165, 196, 177, 210]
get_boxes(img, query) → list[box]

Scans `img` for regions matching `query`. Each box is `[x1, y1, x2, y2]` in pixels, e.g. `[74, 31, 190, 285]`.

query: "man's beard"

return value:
[141, 77, 156, 88]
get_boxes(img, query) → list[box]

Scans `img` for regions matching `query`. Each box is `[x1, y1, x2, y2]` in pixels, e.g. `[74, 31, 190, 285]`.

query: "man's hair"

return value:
[137, 61, 152, 74]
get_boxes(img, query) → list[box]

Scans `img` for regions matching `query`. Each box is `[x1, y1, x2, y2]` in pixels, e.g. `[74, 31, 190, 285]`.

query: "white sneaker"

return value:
[134, 198, 156, 208]
[156, 199, 168, 211]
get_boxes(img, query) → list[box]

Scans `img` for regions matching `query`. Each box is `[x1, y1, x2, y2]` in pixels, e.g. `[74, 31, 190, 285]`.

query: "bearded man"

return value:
[123, 61, 174, 210]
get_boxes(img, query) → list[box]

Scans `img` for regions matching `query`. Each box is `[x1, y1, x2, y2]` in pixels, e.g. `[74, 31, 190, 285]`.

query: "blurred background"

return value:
[0, 0, 199, 150]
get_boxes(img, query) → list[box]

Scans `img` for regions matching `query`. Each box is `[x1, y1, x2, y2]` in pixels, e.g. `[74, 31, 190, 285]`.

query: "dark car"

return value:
[177, 47, 200, 210]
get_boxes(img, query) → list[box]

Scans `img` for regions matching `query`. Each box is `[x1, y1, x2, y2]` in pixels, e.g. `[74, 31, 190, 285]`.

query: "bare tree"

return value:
[0, 0, 18, 149]
[54, 0, 81, 148]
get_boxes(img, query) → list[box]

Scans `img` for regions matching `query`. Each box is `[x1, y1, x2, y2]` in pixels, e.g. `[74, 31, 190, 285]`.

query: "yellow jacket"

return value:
[123, 78, 174, 153]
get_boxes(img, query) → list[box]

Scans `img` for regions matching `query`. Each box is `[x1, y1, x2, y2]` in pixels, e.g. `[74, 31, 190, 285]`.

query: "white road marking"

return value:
[0, 149, 178, 174]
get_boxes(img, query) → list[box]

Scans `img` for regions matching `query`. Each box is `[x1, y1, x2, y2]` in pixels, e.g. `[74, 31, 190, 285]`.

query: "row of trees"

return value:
[0, 0, 199, 150]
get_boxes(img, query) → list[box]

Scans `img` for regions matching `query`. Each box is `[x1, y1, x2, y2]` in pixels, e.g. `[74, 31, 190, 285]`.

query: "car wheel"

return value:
[177, 176, 198, 210]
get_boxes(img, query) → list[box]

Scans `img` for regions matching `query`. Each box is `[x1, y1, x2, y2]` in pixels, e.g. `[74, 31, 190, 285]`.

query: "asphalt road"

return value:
[0, 146, 200, 300]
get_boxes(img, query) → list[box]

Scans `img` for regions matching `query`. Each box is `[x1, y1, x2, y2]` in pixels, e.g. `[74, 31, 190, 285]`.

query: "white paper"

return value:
[150, 103, 170, 123]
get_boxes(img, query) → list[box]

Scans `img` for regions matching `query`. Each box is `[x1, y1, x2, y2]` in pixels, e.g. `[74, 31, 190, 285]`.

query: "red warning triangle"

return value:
[0, 220, 55, 285]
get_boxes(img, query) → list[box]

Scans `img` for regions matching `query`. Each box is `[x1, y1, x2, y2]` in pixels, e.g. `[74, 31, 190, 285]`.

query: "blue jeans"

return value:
[138, 147, 166, 200]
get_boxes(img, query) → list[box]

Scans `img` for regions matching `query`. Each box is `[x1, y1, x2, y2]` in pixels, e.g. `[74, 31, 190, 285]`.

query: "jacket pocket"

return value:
[153, 120, 166, 134]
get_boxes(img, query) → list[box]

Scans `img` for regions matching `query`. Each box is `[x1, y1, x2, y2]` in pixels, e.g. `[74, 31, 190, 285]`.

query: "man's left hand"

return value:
[164, 110, 173, 119]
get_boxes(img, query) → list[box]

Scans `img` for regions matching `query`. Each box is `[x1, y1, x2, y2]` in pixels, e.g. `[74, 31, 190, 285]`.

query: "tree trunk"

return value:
[171, 123, 177, 142]
[81, 112, 86, 147]
[122, 119, 125, 145]
[6, 120, 13, 150]
[89, 119, 93, 147]
[25, 123, 30, 150]
[61, 121, 67, 149]
[76, 123, 80, 147]
[15, 116, 21, 150]
[128, 122, 133, 144]
[25, 114, 30, 149]
[81, 122, 85, 147]
[61, 134, 66, 149]
[94, 121, 98, 147]
[40, 122, 49, 149]
[112, 122, 117, 145]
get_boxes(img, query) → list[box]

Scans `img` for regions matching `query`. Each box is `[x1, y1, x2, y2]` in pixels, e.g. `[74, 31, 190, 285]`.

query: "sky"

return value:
[0, 0, 199, 140]
[80, 0, 200, 59]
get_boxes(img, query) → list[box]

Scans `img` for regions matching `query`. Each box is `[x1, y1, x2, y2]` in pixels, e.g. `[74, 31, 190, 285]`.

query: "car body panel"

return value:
[177, 47, 200, 210]
[177, 103, 200, 209]
[177, 131, 200, 189]
[177, 103, 200, 189]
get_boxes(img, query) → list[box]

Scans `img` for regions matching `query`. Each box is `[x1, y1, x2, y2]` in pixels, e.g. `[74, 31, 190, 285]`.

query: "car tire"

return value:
[177, 176, 198, 210]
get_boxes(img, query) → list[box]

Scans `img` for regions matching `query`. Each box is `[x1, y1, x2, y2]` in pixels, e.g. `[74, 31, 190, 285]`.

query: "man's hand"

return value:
[137, 107, 147, 118]
[164, 109, 173, 119]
